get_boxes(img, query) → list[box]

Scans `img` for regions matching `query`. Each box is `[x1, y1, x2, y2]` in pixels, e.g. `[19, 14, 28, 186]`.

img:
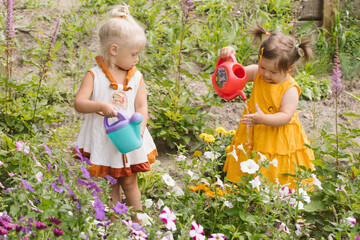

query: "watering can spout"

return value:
[239, 90, 247, 101]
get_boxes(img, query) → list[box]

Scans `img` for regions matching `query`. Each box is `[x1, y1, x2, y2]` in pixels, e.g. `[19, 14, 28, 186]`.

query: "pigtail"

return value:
[297, 38, 313, 62]
[250, 24, 269, 42]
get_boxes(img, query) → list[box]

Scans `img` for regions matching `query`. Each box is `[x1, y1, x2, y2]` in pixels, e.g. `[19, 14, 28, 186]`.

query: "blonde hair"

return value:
[99, 5, 146, 58]
[251, 25, 313, 72]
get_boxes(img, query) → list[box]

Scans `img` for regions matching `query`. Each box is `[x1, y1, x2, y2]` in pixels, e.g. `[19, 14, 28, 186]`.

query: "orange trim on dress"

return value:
[73, 148, 158, 178]
[88, 70, 94, 80]
[95, 55, 136, 91]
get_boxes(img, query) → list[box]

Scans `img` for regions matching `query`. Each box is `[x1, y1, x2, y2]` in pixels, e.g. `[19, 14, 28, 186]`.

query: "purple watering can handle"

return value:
[216, 54, 238, 68]
[103, 111, 128, 131]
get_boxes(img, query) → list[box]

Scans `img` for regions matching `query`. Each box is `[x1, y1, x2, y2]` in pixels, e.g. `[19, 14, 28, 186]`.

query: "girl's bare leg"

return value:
[109, 180, 122, 222]
[119, 173, 142, 223]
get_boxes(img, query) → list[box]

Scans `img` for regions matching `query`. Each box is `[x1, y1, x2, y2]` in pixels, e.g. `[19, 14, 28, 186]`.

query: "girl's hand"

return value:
[240, 104, 265, 126]
[101, 102, 117, 118]
[220, 46, 236, 60]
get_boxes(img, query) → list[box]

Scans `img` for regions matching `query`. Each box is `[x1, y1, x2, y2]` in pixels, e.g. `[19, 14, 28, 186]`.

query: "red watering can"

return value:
[212, 54, 247, 101]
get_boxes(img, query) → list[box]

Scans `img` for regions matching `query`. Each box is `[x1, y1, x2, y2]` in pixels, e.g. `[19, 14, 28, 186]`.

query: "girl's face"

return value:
[258, 57, 289, 84]
[113, 43, 144, 70]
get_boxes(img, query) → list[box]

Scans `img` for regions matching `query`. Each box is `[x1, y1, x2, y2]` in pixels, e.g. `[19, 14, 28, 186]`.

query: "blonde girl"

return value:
[74, 5, 157, 222]
[221, 25, 315, 189]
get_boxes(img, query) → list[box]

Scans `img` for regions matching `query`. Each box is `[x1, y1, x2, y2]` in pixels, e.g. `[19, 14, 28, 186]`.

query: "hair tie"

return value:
[265, 32, 270, 36]
[116, 5, 130, 18]
[295, 44, 299, 49]
[259, 47, 264, 60]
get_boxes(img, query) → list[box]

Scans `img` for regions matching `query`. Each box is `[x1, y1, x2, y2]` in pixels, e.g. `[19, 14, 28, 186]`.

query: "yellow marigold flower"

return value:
[205, 190, 215, 198]
[189, 185, 200, 192]
[193, 151, 202, 158]
[204, 134, 215, 143]
[215, 126, 228, 135]
[228, 129, 236, 135]
[199, 183, 209, 191]
[225, 145, 231, 153]
[199, 133, 207, 139]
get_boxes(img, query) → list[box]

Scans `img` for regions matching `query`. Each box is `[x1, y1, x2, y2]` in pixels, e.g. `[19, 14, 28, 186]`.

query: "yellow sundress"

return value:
[223, 73, 315, 189]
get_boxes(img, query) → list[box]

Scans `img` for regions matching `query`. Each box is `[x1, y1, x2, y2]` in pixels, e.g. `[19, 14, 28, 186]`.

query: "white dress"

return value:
[75, 57, 157, 178]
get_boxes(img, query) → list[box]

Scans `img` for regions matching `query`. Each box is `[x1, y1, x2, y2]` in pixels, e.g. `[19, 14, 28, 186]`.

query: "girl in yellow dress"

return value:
[222, 26, 315, 189]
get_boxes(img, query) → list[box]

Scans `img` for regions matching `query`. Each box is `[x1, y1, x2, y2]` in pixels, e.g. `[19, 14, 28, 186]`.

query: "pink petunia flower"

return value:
[209, 233, 226, 240]
[189, 221, 205, 240]
[276, 220, 290, 234]
[342, 216, 356, 228]
[16, 141, 30, 154]
[159, 206, 177, 231]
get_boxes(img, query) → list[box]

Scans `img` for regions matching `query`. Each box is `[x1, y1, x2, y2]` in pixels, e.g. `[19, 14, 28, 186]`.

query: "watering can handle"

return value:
[103, 111, 126, 129]
[216, 54, 238, 68]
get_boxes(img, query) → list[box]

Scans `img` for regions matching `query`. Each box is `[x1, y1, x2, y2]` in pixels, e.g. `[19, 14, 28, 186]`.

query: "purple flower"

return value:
[20, 238, 29, 240]
[53, 227, 64, 237]
[87, 182, 102, 193]
[331, 39, 345, 97]
[51, 182, 63, 193]
[51, 18, 61, 45]
[94, 198, 106, 220]
[49, 217, 62, 226]
[5, 0, 16, 40]
[76, 201, 82, 210]
[104, 175, 117, 185]
[15, 224, 23, 232]
[20, 178, 35, 192]
[64, 184, 77, 199]
[131, 222, 147, 234]
[354, 236, 360, 240]
[96, 220, 111, 227]
[57, 172, 64, 186]
[0, 213, 13, 223]
[35, 221, 48, 229]
[0, 220, 14, 230]
[113, 202, 128, 215]
[77, 178, 88, 186]
[80, 166, 91, 180]
[0, 226, 8, 235]
[42, 143, 53, 157]
[75, 146, 91, 166]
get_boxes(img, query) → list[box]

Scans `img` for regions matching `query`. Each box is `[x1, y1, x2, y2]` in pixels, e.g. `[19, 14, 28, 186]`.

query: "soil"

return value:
[4, 1, 360, 162]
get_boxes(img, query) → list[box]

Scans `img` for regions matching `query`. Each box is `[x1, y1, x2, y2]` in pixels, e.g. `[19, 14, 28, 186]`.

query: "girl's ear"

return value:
[109, 44, 118, 56]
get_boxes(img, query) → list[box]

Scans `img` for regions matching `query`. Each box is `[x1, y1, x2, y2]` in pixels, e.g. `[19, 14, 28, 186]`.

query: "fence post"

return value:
[323, 0, 339, 34]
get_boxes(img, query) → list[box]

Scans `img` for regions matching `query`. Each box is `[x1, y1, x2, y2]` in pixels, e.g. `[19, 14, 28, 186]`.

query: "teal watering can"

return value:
[104, 111, 143, 154]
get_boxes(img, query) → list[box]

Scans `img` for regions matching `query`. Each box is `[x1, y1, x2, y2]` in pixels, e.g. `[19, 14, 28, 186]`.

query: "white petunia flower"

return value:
[214, 176, 224, 188]
[137, 213, 153, 226]
[172, 186, 184, 197]
[204, 151, 220, 160]
[270, 158, 278, 167]
[144, 199, 153, 208]
[311, 174, 323, 190]
[298, 188, 311, 203]
[227, 146, 238, 161]
[175, 155, 186, 161]
[157, 199, 164, 209]
[240, 159, 259, 174]
[162, 173, 175, 187]
[35, 171, 43, 182]
[224, 200, 234, 208]
[249, 176, 261, 190]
